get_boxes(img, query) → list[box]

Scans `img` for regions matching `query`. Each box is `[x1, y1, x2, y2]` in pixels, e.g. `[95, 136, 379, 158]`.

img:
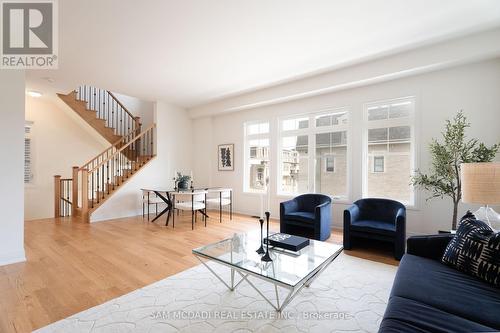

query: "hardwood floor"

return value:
[0, 212, 398, 333]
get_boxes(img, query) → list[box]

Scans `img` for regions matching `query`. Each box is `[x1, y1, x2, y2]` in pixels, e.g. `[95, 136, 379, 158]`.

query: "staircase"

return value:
[54, 86, 156, 222]
[58, 86, 141, 144]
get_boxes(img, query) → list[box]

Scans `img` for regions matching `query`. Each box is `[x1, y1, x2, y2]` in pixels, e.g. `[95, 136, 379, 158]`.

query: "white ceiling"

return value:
[27, 0, 500, 108]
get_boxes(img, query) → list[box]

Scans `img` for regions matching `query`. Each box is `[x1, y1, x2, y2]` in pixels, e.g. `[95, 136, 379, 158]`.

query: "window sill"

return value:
[276, 192, 351, 204]
[242, 191, 267, 196]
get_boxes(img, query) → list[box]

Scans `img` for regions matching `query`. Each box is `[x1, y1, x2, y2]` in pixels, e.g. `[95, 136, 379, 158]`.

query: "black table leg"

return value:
[166, 209, 171, 226]
[151, 191, 172, 223]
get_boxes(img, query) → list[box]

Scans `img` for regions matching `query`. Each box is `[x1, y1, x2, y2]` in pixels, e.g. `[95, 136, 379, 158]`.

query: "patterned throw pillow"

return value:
[442, 215, 500, 288]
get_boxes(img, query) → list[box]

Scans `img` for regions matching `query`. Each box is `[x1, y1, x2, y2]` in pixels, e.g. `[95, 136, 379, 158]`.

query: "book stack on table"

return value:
[264, 233, 310, 252]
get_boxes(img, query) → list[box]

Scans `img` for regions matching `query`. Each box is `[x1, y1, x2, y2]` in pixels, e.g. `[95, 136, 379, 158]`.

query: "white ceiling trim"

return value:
[188, 28, 500, 118]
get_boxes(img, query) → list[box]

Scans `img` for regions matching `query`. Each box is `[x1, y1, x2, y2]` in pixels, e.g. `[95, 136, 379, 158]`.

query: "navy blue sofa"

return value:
[344, 198, 406, 260]
[280, 194, 331, 241]
[379, 234, 500, 333]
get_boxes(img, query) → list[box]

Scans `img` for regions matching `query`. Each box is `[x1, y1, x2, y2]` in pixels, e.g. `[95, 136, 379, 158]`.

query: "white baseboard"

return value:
[0, 249, 26, 266]
[90, 209, 143, 223]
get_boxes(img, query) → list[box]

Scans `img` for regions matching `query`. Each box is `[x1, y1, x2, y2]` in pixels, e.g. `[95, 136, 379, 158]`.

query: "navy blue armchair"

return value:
[280, 194, 332, 241]
[344, 198, 406, 260]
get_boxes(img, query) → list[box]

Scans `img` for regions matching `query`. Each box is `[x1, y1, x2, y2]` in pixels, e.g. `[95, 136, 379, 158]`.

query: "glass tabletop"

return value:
[192, 231, 343, 287]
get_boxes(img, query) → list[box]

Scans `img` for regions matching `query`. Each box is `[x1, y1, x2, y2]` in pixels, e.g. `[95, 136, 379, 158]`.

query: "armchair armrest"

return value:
[315, 201, 331, 219]
[343, 204, 359, 250]
[280, 198, 298, 215]
[314, 200, 332, 241]
[407, 234, 454, 261]
[344, 205, 360, 226]
[395, 207, 406, 232]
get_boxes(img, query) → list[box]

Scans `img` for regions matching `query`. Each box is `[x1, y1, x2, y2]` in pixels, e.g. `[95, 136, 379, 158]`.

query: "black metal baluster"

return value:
[111, 99, 113, 132]
[111, 154, 114, 189]
[102, 164, 105, 199]
[96, 167, 100, 203]
[91, 172, 94, 208]
[106, 92, 108, 124]
[60, 182, 63, 216]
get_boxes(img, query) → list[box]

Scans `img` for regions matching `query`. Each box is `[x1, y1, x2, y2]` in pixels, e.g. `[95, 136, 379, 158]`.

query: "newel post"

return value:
[81, 168, 89, 223]
[72, 166, 79, 215]
[134, 116, 141, 135]
[54, 175, 61, 217]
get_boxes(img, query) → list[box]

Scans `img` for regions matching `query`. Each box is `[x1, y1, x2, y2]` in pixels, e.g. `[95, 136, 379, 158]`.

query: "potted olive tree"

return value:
[412, 111, 499, 230]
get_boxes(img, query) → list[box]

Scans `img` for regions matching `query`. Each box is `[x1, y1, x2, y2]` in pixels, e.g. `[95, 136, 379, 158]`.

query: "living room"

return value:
[1, 1, 500, 332]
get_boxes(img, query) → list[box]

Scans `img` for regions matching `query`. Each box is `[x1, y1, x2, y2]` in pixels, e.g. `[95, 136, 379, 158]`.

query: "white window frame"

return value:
[277, 107, 350, 202]
[362, 96, 416, 206]
[243, 120, 270, 194]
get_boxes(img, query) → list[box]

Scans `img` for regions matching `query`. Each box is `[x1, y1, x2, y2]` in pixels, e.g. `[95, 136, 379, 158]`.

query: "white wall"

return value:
[91, 101, 193, 222]
[192, 59, 500, 235]
[24, 97, 109, 220]
[113, 92, 155, 129]
[0, 71, 26, 266]
[192, 117, 213, 187]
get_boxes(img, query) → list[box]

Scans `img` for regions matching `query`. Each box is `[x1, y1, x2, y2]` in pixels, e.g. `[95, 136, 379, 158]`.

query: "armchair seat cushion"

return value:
[350, 219, 396, 235]
[284, 211, 316, 223]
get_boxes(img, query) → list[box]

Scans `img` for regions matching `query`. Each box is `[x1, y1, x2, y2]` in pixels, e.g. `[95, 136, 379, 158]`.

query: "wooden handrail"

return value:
[81, 146, 114, 170]
[80, 128, 141, 169]
[86, 124, 155, 173]
[106, 91, 138, 124]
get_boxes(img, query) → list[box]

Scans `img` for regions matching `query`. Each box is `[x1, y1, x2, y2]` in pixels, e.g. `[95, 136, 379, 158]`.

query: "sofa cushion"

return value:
[390, 254, 500, 329]
[441, 216, 500, 288]
[350, 219, 395, 235]
[379, 296, 497, 333]
[284, 211, 315, 223]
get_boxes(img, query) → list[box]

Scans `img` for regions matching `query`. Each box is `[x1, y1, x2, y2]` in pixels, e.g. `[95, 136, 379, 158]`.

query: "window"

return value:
[281, 134, 309, 193]
[373, 156, 384, 173]
[244, 121, 270, 193]
[325, 155, 335, 173]
[363, 97, 415, 204]
[279, 109, 349, 199]
[24, 122, 33, 184]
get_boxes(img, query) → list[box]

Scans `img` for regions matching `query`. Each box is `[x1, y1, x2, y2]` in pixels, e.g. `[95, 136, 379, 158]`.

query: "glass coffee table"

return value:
[192, 232, 343, 311]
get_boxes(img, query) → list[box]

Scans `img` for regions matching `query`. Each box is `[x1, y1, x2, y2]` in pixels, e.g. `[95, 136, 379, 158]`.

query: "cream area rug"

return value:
[35, 253, 396, 333]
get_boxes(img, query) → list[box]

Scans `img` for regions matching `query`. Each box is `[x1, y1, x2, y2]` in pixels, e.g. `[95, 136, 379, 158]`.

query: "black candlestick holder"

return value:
[256, 218, 265, 254]
[261, 211, 272, 262]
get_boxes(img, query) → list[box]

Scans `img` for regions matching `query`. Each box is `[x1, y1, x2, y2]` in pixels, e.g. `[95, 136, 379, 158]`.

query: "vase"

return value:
[178, 180, 188, 190]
